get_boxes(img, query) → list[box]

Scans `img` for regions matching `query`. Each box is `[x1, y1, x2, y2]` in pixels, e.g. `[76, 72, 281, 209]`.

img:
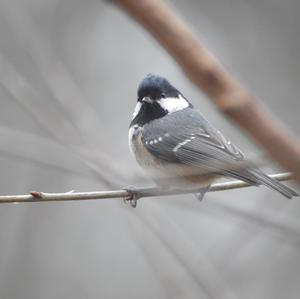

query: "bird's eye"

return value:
[161, 93, 166, 98]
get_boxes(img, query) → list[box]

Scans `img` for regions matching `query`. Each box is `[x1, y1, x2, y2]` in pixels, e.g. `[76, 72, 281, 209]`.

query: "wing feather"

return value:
[140, 108, 298, 198]
[142, 108, 251, 178]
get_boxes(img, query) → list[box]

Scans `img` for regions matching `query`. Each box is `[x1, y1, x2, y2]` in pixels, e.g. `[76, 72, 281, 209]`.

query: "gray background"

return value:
[0, 0, 299, 298]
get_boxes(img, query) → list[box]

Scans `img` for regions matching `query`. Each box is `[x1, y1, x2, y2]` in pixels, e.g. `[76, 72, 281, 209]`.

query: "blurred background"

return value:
[0, 0, 299, 298]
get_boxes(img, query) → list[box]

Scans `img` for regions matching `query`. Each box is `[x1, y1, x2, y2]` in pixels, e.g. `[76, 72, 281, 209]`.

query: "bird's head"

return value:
[131, 74, 191, 126]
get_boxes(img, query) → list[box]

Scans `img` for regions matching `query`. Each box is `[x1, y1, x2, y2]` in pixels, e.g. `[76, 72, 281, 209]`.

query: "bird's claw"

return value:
[123, 186, 141, 208]
[194, 185, 211, 202]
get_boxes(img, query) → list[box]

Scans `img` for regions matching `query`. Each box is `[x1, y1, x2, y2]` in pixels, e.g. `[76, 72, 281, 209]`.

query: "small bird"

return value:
[129, 74, 298, 203]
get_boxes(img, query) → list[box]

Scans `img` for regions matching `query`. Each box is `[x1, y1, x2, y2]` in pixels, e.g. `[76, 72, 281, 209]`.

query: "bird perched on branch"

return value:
[128, 74, 298, 204]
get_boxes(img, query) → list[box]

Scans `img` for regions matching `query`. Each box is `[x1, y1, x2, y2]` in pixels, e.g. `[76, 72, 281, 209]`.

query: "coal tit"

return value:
[129, 74, 298, 200]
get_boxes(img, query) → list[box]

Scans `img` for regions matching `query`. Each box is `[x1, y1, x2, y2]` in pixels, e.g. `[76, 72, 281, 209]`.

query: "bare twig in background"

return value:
[0, 4, 101, 145]
[127, 220, 199, 298]
[0, 56, 124, 187]
[0, 5, 130, 187]
[114, 0, 300, 182]
[127, 203, 238, 299]
[167, 194, 300, 247]
[0, 173, 293, 204]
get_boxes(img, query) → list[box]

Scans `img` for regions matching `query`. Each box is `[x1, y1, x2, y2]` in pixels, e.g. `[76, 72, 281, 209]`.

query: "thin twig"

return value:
[128, 204, 238, 299]
[114, 0, 300, 182]
[0, 173, 294, 204]
[0, 6, 128, 187]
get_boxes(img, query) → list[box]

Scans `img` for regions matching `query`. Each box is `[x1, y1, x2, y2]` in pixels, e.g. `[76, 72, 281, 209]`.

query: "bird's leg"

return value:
[123, 186, 142, 208]
[194, 184, 211, 201]
[123, 184, 167, 207]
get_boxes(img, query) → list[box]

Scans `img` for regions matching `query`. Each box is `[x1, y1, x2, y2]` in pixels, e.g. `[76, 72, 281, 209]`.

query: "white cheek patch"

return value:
[158, 95, 189, 113]
[132, 102, 142, 119]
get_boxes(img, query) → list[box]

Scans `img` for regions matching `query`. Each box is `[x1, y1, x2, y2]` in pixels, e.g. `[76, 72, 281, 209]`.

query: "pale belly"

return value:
[129, 126, 218, 189]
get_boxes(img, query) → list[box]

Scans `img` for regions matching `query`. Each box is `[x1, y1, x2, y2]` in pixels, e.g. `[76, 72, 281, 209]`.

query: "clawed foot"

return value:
[194, 185, 211, 202]
[123, 186, 141, 208]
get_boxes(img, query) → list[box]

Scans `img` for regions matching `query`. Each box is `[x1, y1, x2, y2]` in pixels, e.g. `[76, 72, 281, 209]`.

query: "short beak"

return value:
[142, 97, 153, 104]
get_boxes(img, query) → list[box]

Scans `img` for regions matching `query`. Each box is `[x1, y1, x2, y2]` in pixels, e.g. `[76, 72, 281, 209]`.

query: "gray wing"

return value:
[142, 108, 298, 198]
[142, 108, 258, 183]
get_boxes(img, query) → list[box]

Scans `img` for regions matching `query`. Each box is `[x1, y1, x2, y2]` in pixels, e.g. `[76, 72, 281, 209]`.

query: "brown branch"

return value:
[114, 0, 300, 183]
[0, 172, 294, 204]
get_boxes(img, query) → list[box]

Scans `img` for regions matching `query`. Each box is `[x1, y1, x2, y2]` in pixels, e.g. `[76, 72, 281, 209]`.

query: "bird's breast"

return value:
[129, 125, 218, 188]
[129, 125, 162, 168]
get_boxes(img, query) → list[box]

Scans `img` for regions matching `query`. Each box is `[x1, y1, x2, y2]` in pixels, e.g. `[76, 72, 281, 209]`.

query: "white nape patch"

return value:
[173, 138, 192, 152]
[158, 94, 189, 113]
[132, 102, 142, 119]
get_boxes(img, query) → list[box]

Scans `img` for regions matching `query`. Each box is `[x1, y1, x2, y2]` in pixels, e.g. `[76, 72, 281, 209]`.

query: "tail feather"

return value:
[226, 170, 259, 186]
[249, 169, 298, 199]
